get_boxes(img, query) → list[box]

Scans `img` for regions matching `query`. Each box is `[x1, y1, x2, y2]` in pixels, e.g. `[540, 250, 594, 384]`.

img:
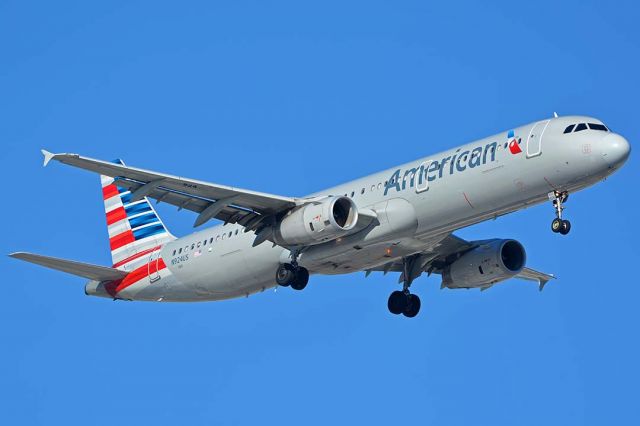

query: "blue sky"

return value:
[1, 1, 639, 425]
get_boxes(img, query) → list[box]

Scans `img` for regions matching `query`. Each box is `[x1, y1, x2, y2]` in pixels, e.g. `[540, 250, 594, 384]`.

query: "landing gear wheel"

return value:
[559, 219, 571, 235]
[550, 191, 571, 235]
[276, 264, 295, 286]
[291, 267, 309, 291]
[388, 291, 407, 315]
[403, 294, 421, 318]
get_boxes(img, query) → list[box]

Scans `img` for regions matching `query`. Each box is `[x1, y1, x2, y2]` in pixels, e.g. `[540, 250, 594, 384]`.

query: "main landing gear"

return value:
[388, 290, 421, 318]
[387, 256, 422, 318]
[276, 251, 309, 291]
[550, 191, 571, 235]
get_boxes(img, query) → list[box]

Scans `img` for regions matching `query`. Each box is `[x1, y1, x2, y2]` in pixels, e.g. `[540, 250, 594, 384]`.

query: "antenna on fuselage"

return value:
[553, 112, 559, 118]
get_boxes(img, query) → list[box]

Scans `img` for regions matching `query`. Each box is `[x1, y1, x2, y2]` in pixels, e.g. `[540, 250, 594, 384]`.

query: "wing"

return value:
[42, 150, 297, 228]
[364, 234, 475, 278]
[365, 234, 555, 290]
[516, 267, 556, 291]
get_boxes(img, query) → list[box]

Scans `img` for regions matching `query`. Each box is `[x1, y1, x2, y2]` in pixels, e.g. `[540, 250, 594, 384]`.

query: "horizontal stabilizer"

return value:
[9, 252, 128, 281]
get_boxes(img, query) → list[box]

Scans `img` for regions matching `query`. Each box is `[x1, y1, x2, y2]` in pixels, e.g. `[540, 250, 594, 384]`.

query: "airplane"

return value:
[10, 115, 630, 317]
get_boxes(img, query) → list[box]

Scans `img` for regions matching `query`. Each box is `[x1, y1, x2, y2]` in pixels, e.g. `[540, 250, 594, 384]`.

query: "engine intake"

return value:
[443, 239, 526, 289]
[274, 196, 358, 246]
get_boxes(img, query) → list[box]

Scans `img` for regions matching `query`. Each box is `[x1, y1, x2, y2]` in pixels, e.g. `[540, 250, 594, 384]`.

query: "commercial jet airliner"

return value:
[10, 115, 630, 317]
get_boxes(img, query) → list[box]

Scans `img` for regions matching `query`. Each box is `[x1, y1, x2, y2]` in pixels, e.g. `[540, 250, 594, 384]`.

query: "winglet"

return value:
[538, 274, 557, 291]
[41, 149, 55, 167]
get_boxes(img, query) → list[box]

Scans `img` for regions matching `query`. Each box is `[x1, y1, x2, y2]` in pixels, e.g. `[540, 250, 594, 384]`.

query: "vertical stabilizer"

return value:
[101, 159, 175, 269]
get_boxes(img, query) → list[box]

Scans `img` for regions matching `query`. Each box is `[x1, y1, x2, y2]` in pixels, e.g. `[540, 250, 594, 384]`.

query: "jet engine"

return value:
[273, 196, 359, 246]
[442, 239, 526, 289]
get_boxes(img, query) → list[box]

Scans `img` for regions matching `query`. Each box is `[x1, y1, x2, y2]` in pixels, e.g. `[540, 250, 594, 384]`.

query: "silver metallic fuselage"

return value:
[87, 115, 630, 301]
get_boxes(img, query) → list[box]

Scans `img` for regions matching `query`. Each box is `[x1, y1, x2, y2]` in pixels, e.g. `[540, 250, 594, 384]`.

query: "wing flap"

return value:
[9, 252, 128, 281]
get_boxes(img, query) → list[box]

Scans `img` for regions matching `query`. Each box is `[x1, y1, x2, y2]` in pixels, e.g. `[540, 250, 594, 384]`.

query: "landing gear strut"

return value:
[550, 191, 571, 235]
[275, 250, 309, 291]
[387, 256, 422, 318]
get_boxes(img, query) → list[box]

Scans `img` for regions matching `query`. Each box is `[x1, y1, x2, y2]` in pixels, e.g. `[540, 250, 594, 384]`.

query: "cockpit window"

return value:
[574, 123, 588, 132]
[563, 124, 575, 134]
[588, 123, 608, 131]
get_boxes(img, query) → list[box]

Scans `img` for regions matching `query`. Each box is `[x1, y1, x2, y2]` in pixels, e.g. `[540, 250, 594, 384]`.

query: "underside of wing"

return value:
[365, 234, 476, 277]
[516, 267, 556, 291]
[365, 234, 555, 290]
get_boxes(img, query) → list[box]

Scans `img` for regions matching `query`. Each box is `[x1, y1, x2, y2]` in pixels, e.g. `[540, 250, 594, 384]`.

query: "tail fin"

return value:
[101, 159, 175, 269]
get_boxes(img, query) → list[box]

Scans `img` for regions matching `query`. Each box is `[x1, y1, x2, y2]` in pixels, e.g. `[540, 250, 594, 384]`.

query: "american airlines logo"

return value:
[384, 137, 510, 195]
[507, 129, 523, 154]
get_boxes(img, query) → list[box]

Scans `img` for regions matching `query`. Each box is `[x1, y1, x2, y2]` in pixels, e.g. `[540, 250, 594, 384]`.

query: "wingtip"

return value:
[538, 278, 553, 292]
[41, 149, 55, 167]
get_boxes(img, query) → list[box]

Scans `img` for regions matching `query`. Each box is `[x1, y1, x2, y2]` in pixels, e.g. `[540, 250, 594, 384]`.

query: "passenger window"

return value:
[377, 183, 382, 190]
[361, 188, 365, 194]
[235, 229, 239, 235]
[588, 123, 608, 131]
[209, 237, 213, 244]
[575, 123, 587, 132]
[371, 185, 375, 191]
[179, 248, 182, 254]
[203, 240, 207, 246]
[351, 191, 355, 197]
[191, 244, 195, 250]
[216, 235, 220, 242]
[564, 124, 575, 134]
[172, 250, 176, 256]
[197, 241, 201, 248]
[229, 231, 232, 238]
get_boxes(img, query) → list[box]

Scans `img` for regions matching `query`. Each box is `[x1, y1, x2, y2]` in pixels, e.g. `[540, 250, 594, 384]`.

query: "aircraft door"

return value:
[148, 251, 161, 283]
[526, 120, 550, 158]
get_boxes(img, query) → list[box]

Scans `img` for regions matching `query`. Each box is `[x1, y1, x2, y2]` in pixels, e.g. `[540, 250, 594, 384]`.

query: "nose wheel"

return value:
[550, 191, 571, 235]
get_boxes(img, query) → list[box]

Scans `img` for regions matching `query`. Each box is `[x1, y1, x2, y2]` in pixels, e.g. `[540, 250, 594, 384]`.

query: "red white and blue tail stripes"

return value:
[101, 160, 175, 270]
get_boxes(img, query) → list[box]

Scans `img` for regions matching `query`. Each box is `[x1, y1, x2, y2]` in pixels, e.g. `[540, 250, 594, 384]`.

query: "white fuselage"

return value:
[87, 115, 629, 301]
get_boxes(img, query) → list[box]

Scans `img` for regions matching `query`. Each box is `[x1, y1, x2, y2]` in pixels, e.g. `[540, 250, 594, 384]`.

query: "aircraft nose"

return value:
[602, 133, 631, 167]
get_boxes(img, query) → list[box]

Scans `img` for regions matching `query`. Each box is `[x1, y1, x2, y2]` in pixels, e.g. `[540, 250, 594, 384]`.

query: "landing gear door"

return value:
[148, 251, 161, 283]
[526, 120, 550, 158]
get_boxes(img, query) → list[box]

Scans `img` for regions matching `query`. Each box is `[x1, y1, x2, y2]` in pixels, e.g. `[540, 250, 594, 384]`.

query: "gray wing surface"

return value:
[42, 150, 297, 227]
[366, 234, 555, 290]
[516, 267, 556, 291]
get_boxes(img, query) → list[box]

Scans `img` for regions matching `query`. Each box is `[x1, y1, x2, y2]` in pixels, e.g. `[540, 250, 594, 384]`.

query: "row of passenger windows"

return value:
[172, 228, 240, 256]
[564, 122, 609, 134]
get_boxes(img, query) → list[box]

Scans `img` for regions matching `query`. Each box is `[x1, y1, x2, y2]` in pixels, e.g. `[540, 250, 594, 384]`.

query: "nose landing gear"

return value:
[550, 191, 571, 235]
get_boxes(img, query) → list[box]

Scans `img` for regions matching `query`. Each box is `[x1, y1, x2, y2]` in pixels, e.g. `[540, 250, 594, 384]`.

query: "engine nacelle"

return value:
[443, 239, 526, 289]
[274, 196, 359, 246]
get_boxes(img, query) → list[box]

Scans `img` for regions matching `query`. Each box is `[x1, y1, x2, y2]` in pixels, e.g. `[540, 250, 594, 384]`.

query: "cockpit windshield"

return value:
[563, 122, 608, 134]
